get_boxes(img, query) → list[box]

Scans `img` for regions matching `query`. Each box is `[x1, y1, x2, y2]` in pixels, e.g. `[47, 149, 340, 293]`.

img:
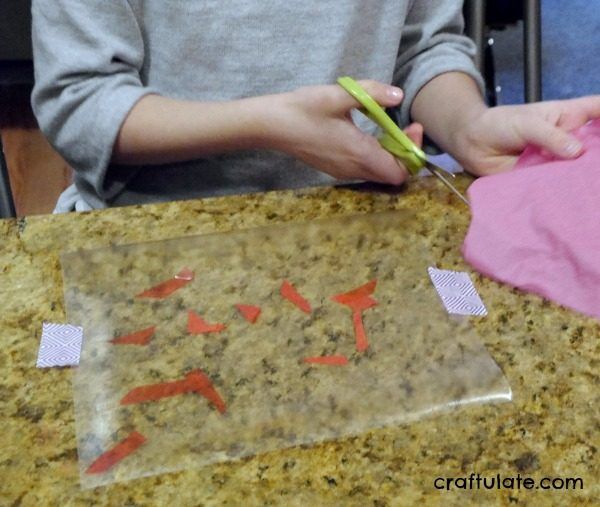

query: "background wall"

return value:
[0, 0, 32, 60]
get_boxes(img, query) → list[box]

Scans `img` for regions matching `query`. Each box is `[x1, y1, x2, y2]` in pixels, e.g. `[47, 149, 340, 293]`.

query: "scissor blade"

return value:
[424, 162, 469, 206]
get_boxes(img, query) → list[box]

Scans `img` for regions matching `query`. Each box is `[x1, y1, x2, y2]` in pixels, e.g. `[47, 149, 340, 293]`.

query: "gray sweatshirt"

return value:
[31, 0, 483, 211]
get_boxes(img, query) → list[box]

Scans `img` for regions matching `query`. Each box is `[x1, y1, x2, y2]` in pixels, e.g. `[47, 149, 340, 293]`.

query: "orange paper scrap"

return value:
[331, 280, 376, 306]
[136, 268, 195, 299]
[187, 310, 227, 334]
[332, 280, 378, 352]
[280, 280, 312, 314]
[235, 304, 261, 323]
[120, 377, 189, 405]
[111, 326, 156, 346]
[120, 370, 226, 413]
[86, 431, 147, 474]
[185, 369, 227, 414]
[352, 311, 369, 352]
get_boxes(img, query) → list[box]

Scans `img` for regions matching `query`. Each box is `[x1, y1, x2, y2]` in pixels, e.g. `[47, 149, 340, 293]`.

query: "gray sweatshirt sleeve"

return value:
[31, 0, 156, 201]
[394, 0, 485, 126]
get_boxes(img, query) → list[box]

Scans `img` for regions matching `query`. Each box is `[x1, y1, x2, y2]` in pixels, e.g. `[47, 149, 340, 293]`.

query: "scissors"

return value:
[337, 77, 469, 205]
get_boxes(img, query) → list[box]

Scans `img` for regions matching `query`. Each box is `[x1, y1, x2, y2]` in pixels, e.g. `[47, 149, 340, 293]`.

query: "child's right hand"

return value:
[266, 80, 423, 185]
[112, 79, 421, 184]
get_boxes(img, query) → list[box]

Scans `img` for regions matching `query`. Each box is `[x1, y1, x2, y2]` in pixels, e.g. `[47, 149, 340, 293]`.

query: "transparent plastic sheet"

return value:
[61, 211, 512, 489]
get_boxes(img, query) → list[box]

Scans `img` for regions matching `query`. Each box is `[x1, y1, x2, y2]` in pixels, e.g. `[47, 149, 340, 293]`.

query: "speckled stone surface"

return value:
[1, 177, 598, 506]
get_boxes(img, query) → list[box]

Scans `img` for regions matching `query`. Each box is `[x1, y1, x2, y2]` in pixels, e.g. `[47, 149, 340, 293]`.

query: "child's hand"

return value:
[268, 80, 423, 185]
[453, 96, 600, 175]
[112, 79, 421, 182]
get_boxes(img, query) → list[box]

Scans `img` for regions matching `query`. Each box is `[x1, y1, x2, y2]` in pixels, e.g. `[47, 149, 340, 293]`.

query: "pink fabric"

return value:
[463, 119, 600, 320]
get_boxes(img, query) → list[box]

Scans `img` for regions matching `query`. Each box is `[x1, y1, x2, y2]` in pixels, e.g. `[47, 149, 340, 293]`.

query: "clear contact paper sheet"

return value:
[61, 211, 511, 488]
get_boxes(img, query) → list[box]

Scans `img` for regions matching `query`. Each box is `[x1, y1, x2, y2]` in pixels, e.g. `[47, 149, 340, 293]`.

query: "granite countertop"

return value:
[0, 176, 598, 506]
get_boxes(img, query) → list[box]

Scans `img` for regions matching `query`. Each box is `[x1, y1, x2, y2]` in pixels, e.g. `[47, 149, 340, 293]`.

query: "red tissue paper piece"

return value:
[120, 377, 189, 404]
[136, 268, 195, 299]
[120, 370, 226, 413]
[85, 431, 147, 474]
[187, 310, 227, 334]
[185, 369, 227, 414]
[463, 119, 600, 320]
[332, 280, 378, 352]
[235, 304, 261, 323]
[352, 311, 369, 352]
[111, 326, 156, 346]
[303, 355, 349, 366]
[331, 280, 377, 309]
[280, 280, 312, 314]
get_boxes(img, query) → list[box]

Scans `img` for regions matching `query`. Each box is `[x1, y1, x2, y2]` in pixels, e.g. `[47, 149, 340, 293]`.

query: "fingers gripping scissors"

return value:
[337, 77, 469, 205]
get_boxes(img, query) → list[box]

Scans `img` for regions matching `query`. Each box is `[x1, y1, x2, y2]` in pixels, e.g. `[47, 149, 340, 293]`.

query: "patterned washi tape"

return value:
[427, 267, 488, 316]
[36, 322, 84, 368]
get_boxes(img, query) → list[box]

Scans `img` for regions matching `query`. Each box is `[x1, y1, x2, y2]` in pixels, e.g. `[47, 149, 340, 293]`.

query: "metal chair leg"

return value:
[484, 37, 498, 106]
[524, 0, 542, 102]
[0, 135, 17, 218]
[464, 0, 487, 75]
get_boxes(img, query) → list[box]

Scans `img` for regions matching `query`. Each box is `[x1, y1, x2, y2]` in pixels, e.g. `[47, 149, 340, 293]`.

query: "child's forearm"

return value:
[409, 71, 487, 157]
[112, 81, 413, 186]
[112, 94, 279, 164]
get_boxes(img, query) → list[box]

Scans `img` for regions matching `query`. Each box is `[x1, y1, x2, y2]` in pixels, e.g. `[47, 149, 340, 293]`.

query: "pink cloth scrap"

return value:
[463, 119, 600, 320]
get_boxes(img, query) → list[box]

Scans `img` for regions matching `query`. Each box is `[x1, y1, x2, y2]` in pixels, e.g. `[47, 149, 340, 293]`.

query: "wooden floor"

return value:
[1, 84, 72, 217]
[2, 128, 72, 216]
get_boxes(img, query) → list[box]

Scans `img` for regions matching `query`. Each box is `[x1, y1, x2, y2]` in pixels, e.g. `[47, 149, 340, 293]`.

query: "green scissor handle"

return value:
[337, 76, 426, 176]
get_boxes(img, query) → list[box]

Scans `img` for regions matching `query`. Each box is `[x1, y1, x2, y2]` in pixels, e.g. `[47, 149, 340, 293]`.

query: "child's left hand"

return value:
[453, 95, 600, 175]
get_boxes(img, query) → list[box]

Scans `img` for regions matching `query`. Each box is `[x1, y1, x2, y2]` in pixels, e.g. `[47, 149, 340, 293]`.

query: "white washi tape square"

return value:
[36, 322, 83, 368]
[427, 267, 488, 316]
